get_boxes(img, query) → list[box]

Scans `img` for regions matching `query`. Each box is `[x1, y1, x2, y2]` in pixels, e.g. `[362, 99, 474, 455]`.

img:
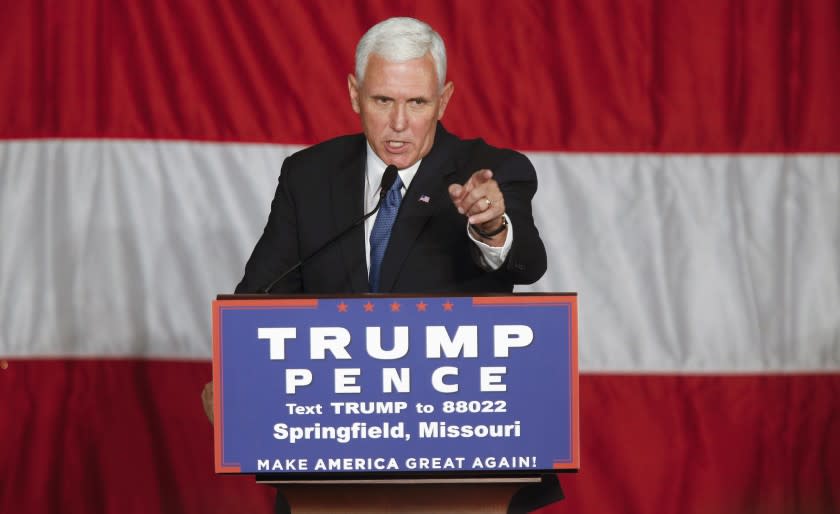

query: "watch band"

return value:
[471, 216, 508, 238]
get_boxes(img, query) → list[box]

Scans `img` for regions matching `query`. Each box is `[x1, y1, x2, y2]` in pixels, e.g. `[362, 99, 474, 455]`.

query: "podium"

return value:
[262, 475, 564, 513]
[213, 294, 577, 513]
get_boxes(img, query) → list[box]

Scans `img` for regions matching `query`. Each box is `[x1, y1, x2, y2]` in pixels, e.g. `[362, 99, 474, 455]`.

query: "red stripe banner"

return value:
[0, 1, 837, 150]
[1, 361, 838, 513]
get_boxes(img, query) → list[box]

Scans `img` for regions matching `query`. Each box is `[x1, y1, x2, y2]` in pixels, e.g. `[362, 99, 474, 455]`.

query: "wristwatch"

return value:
[471, 216, 508, 238]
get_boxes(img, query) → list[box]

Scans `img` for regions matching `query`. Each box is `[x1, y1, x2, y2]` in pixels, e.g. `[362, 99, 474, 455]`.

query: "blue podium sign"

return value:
[212, 294, 578, 476]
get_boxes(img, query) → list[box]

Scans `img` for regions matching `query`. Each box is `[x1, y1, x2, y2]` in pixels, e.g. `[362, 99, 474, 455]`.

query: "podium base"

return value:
[260, 476, 564, 514]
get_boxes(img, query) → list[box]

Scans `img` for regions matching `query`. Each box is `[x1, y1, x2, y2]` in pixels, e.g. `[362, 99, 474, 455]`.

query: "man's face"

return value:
[348, 53, 454, 170]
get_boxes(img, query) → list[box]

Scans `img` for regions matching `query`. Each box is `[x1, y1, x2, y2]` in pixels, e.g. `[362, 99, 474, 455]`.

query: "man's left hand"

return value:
[448, 169, 507, 244]
[201, 381, 214, 424]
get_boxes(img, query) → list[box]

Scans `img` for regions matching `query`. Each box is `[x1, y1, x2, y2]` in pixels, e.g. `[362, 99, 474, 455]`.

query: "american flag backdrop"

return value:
[1, 2, 839, 513]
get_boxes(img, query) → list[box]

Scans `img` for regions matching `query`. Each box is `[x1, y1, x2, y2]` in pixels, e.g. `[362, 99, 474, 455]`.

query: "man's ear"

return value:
[437, 81, 455, 120]
[348, 74, 361, 114]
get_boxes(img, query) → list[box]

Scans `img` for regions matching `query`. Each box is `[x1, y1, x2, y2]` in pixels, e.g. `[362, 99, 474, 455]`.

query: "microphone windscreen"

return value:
[380, 165, 399, 198]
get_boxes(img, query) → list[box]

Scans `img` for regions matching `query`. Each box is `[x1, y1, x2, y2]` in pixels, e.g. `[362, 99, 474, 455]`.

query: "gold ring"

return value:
[484, 198, 492, 208]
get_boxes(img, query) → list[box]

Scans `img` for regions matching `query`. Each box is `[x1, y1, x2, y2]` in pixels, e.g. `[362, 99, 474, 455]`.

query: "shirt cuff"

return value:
[466, 214, 513, 271]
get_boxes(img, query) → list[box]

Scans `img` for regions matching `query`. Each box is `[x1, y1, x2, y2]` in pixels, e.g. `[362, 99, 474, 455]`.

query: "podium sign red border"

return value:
[212, 293, 579, 476]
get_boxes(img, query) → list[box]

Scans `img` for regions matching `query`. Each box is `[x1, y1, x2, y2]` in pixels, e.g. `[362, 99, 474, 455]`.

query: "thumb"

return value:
[448, 183, 463, 199]
[472, 169, 494, 184]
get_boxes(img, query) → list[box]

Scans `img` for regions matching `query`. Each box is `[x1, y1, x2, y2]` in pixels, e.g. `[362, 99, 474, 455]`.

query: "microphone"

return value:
[260, 164, 400, 293]
[378, 164, 399, 200]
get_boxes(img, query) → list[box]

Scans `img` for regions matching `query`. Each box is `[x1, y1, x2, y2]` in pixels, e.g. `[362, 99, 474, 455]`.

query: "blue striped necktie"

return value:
[369, 173, 403, 292]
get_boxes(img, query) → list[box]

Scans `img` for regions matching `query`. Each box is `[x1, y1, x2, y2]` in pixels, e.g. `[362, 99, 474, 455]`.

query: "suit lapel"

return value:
[329, 141, 369, 293]
[378, 125, 459, 292]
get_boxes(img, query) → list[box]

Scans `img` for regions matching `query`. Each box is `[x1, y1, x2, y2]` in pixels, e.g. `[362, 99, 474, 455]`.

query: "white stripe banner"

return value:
[2, 141, 838, 371]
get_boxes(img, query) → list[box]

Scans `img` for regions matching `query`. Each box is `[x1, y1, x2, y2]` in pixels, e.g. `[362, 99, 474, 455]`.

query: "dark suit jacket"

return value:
[236, 124, 546, 294]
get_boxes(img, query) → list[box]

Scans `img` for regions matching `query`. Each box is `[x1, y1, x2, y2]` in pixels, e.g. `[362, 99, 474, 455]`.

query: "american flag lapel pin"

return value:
[418, 194, 431, 203]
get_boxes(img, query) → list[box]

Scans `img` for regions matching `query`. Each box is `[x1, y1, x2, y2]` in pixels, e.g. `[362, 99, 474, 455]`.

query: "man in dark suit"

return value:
[235, 17, 546, 295]
[235, 123, 546, 294]
[205, 16, 561, 513]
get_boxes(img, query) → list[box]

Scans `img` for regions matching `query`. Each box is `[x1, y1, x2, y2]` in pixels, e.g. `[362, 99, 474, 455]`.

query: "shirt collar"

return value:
[365, 142, 421, 198]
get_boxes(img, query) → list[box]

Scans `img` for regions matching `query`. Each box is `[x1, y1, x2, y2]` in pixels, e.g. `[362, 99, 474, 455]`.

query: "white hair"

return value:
[355, 17, 447, 90]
